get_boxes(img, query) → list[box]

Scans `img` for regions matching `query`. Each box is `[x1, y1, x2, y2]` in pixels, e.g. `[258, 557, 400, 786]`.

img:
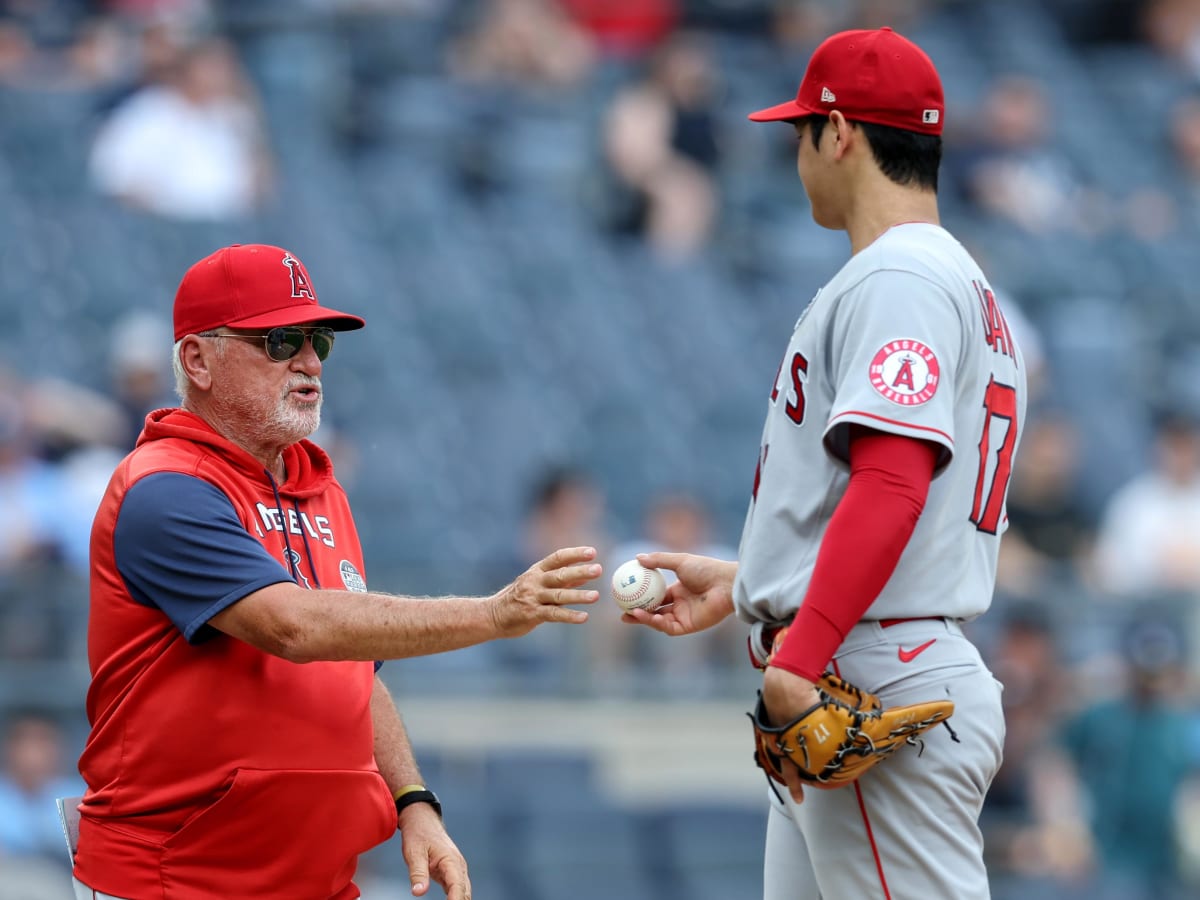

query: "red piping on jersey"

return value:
[833, 658, 893, 900]
[828, 410, 953, 445]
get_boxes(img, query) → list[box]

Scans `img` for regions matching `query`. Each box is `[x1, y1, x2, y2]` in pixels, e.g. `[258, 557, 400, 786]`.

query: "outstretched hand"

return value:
[620, 552, 736, 636]
[488, 546, 601, 638]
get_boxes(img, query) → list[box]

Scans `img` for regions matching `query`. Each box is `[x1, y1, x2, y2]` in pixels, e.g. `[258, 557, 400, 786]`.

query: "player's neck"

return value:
[845, 183, 940, 256]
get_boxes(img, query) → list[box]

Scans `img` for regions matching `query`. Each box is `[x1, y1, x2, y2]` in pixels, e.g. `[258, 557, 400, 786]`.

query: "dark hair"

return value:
[527, 464, 594, 512]
[799, 115, 941, 191]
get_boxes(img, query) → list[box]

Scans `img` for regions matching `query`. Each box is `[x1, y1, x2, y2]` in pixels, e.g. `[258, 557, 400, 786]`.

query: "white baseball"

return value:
[611, 560, 668, 612]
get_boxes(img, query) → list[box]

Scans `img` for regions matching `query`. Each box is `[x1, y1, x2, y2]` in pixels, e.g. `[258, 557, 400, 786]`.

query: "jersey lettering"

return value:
[784, 353, 809, 425]
[969, 377, 1019, 534]
[973, 281, 1017, 364]
[256, 502, 337, 547]
[284, 548, 313, 588]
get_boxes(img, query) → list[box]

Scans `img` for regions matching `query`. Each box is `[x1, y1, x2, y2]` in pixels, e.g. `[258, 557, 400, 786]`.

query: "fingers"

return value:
[537, 545, 598, 571]
[781, 762, 806, 805]
[542, 562, 602, 588]
[432, 854, 472, 900]
[636, 551, 689, 571]
[549, 605, 590, 623]
[621, 606, 686, 636]
[408, 859, 429, 896]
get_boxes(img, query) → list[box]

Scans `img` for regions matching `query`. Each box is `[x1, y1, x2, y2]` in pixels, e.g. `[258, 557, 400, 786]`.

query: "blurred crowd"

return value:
[3, 0, 1200, 897]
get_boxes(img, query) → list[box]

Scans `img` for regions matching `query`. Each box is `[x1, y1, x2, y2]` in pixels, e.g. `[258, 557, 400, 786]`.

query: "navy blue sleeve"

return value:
[113, 472, 296, 643]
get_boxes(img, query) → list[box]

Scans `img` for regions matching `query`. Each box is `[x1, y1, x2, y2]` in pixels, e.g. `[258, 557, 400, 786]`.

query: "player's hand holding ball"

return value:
[617, 552, 737, 636]
[611, 559, 668, 613]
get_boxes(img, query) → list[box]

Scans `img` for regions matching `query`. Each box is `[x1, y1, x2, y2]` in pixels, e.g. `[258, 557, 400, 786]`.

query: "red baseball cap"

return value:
[173, 244, 365, 341]
[748, 27, 944, 136]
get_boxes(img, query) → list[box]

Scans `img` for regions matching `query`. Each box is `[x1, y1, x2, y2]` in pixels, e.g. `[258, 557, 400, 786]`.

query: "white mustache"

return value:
[287, 376, 322, 392]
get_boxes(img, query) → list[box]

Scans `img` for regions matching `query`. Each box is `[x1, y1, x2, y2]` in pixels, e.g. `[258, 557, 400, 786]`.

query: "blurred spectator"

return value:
[947, 74, 1101, 236]
[1166, 90, 1200, 206]
[87, 34, 273, 220]
[594, 31, 723, 261]
[1048, 614, 1200, 898]
[0, 0, 129, 89]
[448, 0, 596, 91]
[106, 310, 174, 448]
[519, 463, 611, 567]
[0, 376, 62, 575]
[597, 490, 740, 695]
[0, 708, 84, 869]
[557, 0, 678, 59]
[499, 464, 611, 685]
[980, 606, 1091, 895]
[1093, 409, 1200, 597]
[1047, 0, 1145, 45]
[998, 411, 1096, 597]
[1140, 0, 1200, 80]
[1117, 89, 1200, 243]
[101, 0, 211, 24]
[21, 376, 126, 576]
[93, 10, 202, 112]
[766, 0, 838, 54]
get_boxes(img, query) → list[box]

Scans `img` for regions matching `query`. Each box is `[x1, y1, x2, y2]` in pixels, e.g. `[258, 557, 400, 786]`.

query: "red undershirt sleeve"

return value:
[768, 428, 940, 682]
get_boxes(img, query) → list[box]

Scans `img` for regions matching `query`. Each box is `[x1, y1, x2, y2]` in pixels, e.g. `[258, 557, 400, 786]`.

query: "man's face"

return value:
[206, 327, 324, 447]
[793, 119, 843, 230]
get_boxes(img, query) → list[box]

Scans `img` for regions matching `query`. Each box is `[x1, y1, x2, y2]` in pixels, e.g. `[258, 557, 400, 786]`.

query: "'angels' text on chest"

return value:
[254, 502, 336, 547]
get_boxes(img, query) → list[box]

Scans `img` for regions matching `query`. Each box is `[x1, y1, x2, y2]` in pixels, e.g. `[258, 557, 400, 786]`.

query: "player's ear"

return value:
[179, 335, 215, 392]
[829, 111, 853, 158]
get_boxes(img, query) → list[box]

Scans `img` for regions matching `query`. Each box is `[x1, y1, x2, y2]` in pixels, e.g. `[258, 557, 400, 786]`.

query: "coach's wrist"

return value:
[394, 784, 442, 820]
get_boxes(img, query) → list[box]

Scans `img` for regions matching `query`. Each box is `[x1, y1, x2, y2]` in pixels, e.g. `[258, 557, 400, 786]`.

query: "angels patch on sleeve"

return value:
[869, 339, 940, 405]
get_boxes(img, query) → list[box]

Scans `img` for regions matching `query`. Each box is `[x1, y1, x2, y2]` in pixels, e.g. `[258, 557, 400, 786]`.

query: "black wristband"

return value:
[394, 786, 442, 819]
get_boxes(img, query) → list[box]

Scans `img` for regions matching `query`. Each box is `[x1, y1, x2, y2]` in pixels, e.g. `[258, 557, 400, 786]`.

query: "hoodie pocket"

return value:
[161, 768, 396, 900]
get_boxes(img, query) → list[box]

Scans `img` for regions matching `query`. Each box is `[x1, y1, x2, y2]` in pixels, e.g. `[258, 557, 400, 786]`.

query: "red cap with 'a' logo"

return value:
[748, 27, 944, 136]
[172, 244, 365, 340]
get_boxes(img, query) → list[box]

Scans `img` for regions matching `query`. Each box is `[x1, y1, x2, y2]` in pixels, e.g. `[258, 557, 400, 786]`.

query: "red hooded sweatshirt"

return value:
[75, 409, 396, 899]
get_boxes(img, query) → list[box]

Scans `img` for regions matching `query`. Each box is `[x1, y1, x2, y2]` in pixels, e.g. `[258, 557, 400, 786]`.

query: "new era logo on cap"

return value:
[923, 109, 940, 124]
[821, 86, 836, 103]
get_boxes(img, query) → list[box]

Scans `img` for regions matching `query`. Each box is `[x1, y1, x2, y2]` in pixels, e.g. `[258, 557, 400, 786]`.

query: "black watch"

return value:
[394, 786, 442, 819]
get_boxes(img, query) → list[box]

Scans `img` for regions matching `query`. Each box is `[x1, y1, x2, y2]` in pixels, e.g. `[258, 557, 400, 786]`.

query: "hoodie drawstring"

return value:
[266, 470, 322, 589]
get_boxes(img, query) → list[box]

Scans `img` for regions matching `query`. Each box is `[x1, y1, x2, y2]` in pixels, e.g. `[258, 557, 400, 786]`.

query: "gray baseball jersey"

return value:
[734, 223, 1026, 627]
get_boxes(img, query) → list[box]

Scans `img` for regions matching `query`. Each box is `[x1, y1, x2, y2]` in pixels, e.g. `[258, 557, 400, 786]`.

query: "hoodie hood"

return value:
[136, 408, 335, 499]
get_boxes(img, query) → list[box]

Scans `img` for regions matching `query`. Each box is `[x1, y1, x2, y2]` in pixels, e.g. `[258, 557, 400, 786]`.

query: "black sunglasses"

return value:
[209, 326, 336, 362]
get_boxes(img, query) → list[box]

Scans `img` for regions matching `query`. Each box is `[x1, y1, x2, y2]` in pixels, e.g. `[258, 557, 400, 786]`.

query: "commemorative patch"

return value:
[869, 339, 940, 405]
[340, 560, 367, 592]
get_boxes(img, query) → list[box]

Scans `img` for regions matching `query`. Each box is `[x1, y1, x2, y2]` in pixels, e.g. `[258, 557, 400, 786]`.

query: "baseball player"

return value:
[627, 27, 1026, 899]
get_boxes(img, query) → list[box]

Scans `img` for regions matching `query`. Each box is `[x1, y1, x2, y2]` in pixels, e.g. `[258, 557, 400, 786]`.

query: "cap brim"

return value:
[228, 305, 365, 332]
[748, 99, 809, 122]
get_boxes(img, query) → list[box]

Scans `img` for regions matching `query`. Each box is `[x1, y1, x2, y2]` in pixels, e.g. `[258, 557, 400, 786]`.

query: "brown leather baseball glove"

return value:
[748, 674, 956, 788]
